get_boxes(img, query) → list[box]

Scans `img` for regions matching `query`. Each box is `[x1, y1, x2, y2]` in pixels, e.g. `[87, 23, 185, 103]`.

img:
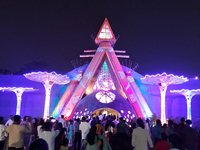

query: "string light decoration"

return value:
[0, 87, 38, 115]
[141, 73, 188, 124]
[24, 71, 70, 119]
[170, 89, 200, 120]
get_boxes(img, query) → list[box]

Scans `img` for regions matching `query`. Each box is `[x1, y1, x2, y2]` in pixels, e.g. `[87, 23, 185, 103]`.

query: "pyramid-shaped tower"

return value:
[51, 18, 152, 119]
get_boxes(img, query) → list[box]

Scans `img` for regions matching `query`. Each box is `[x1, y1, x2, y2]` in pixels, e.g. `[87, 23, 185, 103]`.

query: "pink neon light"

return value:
[84, 50, 96, 53]
[116, 55, 130, 58]
[114, 50, 126, 53]
[80, 55, 95, 58]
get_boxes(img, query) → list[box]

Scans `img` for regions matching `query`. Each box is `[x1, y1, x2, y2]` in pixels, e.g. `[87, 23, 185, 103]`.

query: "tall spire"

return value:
[95, 18, 116, 45]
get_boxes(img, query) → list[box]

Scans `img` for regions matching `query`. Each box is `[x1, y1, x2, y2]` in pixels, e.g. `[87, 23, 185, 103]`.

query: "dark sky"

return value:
[0, 0, 199, 78]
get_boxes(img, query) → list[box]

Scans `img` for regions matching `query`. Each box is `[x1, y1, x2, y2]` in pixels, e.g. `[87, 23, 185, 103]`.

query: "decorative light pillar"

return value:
[141, 73, 188, 124]
[170, 89, 200, 120]
[0, 87, 38, 115]
[24, 71, 70, 119]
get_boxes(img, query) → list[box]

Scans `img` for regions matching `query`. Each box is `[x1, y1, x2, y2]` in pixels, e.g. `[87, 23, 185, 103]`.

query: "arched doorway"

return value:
[93, 108, 121, 118]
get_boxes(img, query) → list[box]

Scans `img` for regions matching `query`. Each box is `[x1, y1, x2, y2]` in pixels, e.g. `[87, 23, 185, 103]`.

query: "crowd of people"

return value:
[0, 113, 199, 150]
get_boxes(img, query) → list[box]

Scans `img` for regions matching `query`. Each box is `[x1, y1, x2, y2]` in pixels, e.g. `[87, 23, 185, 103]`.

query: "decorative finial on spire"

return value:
[95, 18, 116, 45]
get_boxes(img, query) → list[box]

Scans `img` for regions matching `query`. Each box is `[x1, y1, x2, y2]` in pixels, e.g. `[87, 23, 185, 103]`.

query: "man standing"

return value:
[117, 117, 127, 134]
[58, 115, 67, 130]
[79, 117, 90, 150]
[5, 115, 32, 150]
[0, 117, 6, 150]
[38, 121, 60, 150]
[5, 115, 13, 127]
[74, 118, 81, 150]
[152, 119, 162, 145]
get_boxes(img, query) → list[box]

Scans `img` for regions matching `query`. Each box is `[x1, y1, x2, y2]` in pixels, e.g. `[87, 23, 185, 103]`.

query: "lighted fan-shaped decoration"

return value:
[95, 91, 115, 103]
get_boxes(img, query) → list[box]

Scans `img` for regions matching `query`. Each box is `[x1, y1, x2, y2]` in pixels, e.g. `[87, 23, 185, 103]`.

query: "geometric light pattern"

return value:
[93, 61, 116, 91]
[170, 89, 200, 120]
[141, 72, 188, 124]
[24, 71, 70, 119]
[0, 87, 38, 115]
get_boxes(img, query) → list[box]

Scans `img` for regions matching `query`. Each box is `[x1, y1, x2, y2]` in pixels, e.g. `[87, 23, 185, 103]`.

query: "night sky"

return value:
[0, 0, 199, 78]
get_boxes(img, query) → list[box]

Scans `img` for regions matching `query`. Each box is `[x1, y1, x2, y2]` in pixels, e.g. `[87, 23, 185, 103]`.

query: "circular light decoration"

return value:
[95, 91, 116, 103]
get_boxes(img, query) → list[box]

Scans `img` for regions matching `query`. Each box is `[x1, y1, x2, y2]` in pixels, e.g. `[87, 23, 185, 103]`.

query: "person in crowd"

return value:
[38, 121, 60, 150]
[68, 120, 73, 146]
[55, 123, 65, 150]
[112, 115, 119, 126]
[183, 119, 198, 150]
[117, 117, 127, 133]
[79, 117, 91, 150]
[60, 138, 69, 150]
[132, 118, 153, 150]
[74, 118, 81, 150]
[83, 125, 111, 150]
[37, 118, 44, 136]
[165, 120, 175, 136]
[105, 120, 111, 143]
[145, 118, 150, 130]
[28, 138, 48, 150]
[5, 115, 32, 150]
[59, 115, 67, 130]
[96, 120, 104, 150]
[5, 115, 13, 127]
[90, 117, 97, 127]
[168, 133, 182, 150]
[128, 122, 136, 138]
[153, 132, 169, 150]
[111, 122, 117, 134]
[0, 117, 6, 150]
[152, 119, 162, 145]
[98, 113, 103, 121]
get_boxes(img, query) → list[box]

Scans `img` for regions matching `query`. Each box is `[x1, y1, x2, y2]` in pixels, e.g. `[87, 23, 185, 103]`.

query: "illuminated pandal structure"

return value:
[0, 87, 38, 115]
[170, 89, 200, 120]
[141, 73, 188, 124]
[24, 71, 70, 119]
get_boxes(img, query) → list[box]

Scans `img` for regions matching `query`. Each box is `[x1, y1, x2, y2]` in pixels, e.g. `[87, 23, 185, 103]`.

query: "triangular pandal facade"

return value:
[51, 18, 152, 119]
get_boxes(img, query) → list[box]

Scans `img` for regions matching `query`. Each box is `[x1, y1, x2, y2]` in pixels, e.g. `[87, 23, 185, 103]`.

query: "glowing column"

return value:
[24, 71, 70, 119]
[0, 87, 38, 115]
[141, 73, 188, 124]
[170, 89, 200, 120]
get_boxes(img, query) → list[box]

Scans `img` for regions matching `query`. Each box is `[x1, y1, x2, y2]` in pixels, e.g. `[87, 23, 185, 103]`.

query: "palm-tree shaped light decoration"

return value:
[0, 87, 38, 115]
[24, 71, 70, 119]
[170, 89, 200, 120]
[141, 73, 188, 124]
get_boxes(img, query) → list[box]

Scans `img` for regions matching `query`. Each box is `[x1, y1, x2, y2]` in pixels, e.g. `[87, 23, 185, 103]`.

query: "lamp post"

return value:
[141, 73, 188, 124]
[170, 89, 200, 120]
[0, 87, 38, 115]
[24, 71, 70, 119]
